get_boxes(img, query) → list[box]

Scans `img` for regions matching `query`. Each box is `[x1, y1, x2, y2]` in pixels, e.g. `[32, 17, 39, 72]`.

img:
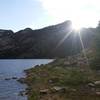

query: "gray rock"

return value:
[96, 92, 100, 95]
[52, 86, 66, 93]
[40, 89, 49, 95]
[88, 83, 95, 87]
[94, 81, 100, 85]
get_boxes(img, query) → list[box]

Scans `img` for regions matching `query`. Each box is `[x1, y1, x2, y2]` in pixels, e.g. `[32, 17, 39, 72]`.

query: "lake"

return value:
[0, 59, 53, 100]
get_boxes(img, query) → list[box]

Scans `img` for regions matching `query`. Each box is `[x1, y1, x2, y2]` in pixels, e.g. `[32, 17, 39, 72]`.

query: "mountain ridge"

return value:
[0, 20, 95, 58]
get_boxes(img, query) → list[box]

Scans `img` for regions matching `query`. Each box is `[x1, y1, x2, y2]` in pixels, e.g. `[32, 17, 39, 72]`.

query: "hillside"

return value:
[19, 58, 100, 100]
[0, 20, 95, 58]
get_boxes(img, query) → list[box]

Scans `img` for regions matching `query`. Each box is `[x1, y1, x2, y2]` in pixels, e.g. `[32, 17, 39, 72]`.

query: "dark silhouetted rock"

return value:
[0, 20, 94, 58]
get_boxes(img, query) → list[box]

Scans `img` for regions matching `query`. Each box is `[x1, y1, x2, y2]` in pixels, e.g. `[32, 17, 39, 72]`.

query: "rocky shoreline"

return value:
[18, 59, 100, 100]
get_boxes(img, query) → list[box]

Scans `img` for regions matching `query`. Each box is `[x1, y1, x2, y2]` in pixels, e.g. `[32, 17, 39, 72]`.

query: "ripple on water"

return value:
[0, 59, 53, 100]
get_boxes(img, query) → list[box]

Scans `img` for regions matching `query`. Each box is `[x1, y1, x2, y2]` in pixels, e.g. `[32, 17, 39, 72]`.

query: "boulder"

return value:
[96, 92, 100, 96]
[88, 83, 95, 87]
[94, 81, 100, 85]
[52, 86, 66, 93]
[40, 89, 49, 95]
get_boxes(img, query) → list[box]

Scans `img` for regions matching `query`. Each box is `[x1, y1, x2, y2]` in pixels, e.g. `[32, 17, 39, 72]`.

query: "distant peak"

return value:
[56, 20, 72, 28]
[63, 20, 72, 25]
[24, 28, 33, 31]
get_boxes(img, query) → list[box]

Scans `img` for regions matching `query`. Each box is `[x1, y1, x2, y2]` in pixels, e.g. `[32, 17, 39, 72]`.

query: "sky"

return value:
[0, 0, 100, 31]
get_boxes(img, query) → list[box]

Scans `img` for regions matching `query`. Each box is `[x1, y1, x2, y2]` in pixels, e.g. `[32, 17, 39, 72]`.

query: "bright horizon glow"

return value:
[72, 21, 82, 31]
[0, 0, 100, 31]
[39, 0, 100, 29]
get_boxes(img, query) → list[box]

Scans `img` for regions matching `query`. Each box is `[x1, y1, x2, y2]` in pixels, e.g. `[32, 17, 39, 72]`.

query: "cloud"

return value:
[39, 0, 100, 27]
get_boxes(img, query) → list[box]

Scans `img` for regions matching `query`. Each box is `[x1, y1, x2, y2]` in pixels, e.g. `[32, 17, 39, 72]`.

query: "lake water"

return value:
[0, 59, 53, 100]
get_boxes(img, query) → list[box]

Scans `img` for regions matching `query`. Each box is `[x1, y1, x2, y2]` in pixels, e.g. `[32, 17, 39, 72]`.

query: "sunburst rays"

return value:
[54, 30, 73, 50]
[78, 31, 89, 66]
[54, 28, 89, 66]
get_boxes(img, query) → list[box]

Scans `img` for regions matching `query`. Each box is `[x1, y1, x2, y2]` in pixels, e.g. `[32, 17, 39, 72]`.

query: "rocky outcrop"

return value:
[0, 20, 94, 58]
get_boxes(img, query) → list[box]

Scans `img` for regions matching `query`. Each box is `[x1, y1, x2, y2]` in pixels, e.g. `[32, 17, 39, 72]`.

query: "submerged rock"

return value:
[12, 77, 18, 79]
[5, 78, 11, 80]
[19, 91, 26, 96]
[17, 78, 25, 83]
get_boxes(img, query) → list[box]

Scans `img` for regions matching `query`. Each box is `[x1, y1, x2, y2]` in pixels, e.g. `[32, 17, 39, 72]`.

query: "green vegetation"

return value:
[22, 59, 100, 100]
[90, 22, 100, 70]
[16, 21, 100, 100]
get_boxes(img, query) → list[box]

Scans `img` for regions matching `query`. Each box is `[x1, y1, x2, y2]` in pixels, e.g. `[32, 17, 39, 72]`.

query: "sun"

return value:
[72, 21, 82, 31]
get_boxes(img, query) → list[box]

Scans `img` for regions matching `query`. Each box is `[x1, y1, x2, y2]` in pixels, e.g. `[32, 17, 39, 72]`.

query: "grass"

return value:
[22, 59, 100, 100]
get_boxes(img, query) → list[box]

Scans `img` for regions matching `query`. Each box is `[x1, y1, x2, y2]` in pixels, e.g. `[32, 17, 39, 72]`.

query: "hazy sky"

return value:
[0, 0, 100, 31]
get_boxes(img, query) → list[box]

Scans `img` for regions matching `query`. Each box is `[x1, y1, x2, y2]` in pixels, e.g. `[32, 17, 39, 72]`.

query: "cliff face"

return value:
[0, 21, 94, 58]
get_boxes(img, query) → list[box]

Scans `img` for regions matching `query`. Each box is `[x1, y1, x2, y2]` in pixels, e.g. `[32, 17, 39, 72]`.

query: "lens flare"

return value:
[78, 31, 89, 66]
[55, 30, 73, 50]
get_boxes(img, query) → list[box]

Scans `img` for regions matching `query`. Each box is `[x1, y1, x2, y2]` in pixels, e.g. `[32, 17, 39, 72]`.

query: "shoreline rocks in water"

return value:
[19, 90, 28, 96]
[5, 77, 18, 80]
[12, 77, 18, 79]
[5, 78, 11, 80]
[17, 78, 26, 84]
